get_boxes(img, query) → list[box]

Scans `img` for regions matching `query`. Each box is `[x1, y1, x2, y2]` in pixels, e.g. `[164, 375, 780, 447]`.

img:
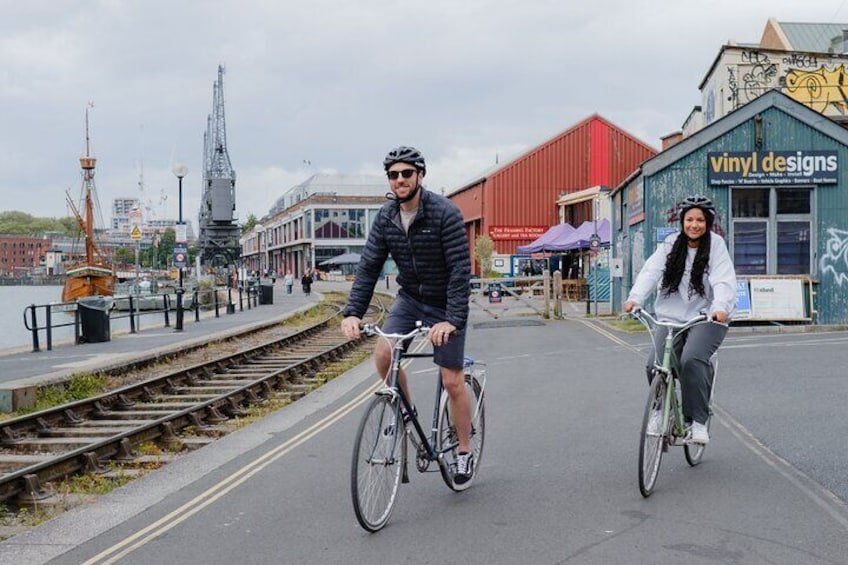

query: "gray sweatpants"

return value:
[645, 321, 727, 424]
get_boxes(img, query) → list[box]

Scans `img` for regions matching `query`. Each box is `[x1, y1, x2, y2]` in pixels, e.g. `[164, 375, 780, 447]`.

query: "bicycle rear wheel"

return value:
[351, 394, 403, 532]
[437, 374, 485, 492]
[639, 373, 667, 497]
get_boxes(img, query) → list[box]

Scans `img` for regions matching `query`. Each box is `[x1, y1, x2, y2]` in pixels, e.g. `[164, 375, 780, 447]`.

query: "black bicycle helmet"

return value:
[383, 146, 426, 173]
[680, 194, 716, 220]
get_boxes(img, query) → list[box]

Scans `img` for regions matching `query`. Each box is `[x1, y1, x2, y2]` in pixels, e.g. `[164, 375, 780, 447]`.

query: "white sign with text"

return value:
[750, 279, 806, 320]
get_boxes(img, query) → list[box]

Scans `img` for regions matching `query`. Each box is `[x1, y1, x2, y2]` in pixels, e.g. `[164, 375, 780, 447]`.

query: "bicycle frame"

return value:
[365, 324, 454, 470]
[633, 309, 710, 442]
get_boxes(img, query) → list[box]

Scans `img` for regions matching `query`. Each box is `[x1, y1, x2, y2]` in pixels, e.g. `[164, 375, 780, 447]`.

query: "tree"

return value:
[0, 211, 77, 236]
[114, 247, 135, 266]
[474, 235, 497, 277]
[241, 213, 258, 235]
[158, 228, 176, 268]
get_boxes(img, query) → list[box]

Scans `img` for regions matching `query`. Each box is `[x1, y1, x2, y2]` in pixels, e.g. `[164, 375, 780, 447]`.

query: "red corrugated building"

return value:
[448, 115, 656, 264]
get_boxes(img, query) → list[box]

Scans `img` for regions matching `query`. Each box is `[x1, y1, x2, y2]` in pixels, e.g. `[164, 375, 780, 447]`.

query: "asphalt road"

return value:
[3, 315, 848, 565]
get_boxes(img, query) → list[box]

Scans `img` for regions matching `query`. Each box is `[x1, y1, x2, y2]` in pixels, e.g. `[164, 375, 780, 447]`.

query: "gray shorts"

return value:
[383, 292, 466, 370]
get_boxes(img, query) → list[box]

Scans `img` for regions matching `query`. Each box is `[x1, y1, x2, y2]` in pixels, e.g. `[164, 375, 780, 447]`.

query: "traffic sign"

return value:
[174, 243, 188, 268]
[589, 233, 601, 255]
[131, 225, 142, 240]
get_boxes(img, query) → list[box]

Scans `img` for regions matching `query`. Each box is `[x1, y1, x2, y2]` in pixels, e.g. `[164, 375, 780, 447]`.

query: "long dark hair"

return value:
[660, 207, 713, 298]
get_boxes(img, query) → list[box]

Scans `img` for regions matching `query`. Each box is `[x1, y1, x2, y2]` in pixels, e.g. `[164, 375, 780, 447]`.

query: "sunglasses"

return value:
[386, 169, 417, 180]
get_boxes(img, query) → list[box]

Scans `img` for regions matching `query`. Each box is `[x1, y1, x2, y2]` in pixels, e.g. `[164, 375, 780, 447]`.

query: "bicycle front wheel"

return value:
[437, 374, 486, 492]
[639, 373, 667, 497]
[351, 394, 403, 532]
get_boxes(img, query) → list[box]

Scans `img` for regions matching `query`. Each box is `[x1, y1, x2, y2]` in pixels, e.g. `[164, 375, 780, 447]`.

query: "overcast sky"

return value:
[3, 0, 847, 227]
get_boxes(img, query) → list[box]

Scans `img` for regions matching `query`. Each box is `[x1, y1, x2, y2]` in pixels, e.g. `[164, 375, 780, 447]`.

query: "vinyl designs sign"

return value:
[707, 151, 838, 186]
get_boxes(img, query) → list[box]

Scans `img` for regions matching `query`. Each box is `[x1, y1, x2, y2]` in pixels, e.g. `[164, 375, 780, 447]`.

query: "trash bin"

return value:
[259, 283, 274, 305]
[78, 296, 112, 343]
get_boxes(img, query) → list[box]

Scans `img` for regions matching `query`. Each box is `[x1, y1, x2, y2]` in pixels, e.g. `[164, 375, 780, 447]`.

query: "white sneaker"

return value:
[689, 422, 709, 445]
[646, 409, 663, 435]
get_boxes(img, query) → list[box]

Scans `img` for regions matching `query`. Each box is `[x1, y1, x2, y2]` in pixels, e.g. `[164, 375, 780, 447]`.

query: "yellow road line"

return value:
[84, 342, 427, 564]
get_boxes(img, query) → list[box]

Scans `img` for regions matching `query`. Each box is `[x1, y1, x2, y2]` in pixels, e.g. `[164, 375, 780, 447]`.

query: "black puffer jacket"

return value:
[343, 189, 471, 329]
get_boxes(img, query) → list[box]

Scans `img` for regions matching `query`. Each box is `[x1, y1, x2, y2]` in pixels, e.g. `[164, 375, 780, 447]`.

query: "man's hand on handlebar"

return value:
[341, 316, 362, 340]
[428, 322, 456, 347]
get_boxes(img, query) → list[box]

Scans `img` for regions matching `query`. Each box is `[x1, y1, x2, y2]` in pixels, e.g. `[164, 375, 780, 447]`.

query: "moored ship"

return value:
[61, 106, 116, 302]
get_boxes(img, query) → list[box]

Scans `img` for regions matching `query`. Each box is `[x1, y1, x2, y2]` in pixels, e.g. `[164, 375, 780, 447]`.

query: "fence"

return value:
[22, 285, 261, 353]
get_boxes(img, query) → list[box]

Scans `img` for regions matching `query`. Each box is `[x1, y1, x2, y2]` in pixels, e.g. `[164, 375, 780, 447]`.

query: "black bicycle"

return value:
[350, 322, 486, 532]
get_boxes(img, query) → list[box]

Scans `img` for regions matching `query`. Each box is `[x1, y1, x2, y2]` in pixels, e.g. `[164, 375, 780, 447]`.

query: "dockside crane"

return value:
[197, 65, 241, 273]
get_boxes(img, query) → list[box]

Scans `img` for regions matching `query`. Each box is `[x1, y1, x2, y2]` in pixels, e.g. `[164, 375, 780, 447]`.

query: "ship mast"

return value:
[80, 106, 97, 266]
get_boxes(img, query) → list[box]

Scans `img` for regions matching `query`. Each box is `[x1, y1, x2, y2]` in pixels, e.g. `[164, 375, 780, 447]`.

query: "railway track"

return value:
[0, 302, 384, 507]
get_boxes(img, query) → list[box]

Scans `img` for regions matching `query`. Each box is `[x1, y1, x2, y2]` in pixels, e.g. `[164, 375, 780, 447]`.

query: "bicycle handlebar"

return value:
[361, 322, 432, 341]
[629, 307, 709, 332]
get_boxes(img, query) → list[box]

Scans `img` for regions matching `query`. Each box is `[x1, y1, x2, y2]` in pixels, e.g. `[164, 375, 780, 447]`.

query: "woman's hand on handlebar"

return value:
[623, 300, 639, 314]
[712, 310, 729, 324]
[341, 316, 362, 340]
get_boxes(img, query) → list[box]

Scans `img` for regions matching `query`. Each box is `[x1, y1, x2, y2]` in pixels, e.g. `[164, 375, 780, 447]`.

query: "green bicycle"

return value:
[630, 307, 720, 497]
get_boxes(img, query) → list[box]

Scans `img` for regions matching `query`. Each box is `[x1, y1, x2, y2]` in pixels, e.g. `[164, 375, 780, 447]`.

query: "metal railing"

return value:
[22, 285, 262, 352]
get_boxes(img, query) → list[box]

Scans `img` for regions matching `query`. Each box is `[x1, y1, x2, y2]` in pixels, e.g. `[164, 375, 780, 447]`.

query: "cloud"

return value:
[1, 0, 845, 222]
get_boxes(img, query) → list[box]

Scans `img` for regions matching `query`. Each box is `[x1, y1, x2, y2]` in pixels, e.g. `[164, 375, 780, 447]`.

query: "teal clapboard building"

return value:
[611, 90, 848, 324]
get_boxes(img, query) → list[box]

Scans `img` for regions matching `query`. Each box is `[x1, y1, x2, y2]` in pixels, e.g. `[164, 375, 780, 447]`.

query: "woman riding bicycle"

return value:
[623, 195, 737, 445]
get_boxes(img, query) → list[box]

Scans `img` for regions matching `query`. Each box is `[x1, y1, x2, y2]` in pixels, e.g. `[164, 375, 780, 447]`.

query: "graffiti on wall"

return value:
[820, 227, 848, 286]
[736, 51, 778, 104]
[785, 65, 848, 114]
[718, 49, 848, 119]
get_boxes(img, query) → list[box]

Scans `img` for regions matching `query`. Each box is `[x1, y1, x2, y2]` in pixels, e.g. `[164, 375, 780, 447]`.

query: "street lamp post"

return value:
[255, 224, 265, 281]
[173, 163, 188, 331]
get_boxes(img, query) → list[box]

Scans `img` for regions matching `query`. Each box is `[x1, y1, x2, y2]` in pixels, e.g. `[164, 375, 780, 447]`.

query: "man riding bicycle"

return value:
[624, 195, 737, 445]
[341, 146, 476, 484]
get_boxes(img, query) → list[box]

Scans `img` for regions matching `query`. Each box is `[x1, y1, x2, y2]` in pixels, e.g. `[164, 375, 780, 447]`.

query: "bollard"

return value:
[175, 288, 185, 331]
[164, 294, 171, 328]
[28, 304, 40, 353]
[45, 304, 53, 351]
[194, 289, 200, 322]
[129, 296, 137, 334]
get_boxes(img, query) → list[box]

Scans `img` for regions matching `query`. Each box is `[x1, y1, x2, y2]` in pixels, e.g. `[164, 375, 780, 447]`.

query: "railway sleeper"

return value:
[129, 402, 201, 410]
[172, 385, 240, 394]
[0, 454, 53, 472]
[156, 394, 222, 402]
[195, 379, 256, 386]
[80, 419, 158, 427]
[9, 437, 108, 452]
[96, 410, 180, 419]
[39, 427, 137, 438]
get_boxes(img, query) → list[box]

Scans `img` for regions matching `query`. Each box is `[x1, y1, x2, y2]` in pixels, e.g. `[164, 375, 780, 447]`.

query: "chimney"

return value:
[660, 131, 684, 151]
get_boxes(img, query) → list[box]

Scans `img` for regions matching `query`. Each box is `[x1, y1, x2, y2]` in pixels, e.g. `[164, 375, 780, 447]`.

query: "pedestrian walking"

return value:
[301, 270, 313, 295]
[284, 271, 294, 294]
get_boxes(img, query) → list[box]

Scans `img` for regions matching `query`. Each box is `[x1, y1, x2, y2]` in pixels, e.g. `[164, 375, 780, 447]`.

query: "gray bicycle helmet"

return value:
[680, 195, 715, 220]
[383, 146, 426, 173]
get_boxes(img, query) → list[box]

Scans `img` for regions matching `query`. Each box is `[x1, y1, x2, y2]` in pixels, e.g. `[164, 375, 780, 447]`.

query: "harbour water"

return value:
[2, 286, 135, 353]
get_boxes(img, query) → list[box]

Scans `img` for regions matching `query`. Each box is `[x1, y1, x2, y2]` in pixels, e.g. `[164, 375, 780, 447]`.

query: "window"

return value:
[730, 187, 813, 275]
[314, 208, 366, 239]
